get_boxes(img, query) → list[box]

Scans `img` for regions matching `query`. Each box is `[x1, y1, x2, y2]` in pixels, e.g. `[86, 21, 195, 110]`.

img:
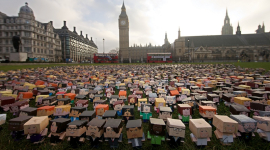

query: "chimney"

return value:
[62, 21, 68, 29]
[86, 34, 88, 38]
[74, 27, 76, 32]
[80, 31, 82, 35]
[50, 21, 53, 26]
[91, 37, 93, 41]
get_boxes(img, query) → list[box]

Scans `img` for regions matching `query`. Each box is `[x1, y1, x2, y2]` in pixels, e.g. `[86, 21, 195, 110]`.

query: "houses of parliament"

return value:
[118, 2, 270, 62]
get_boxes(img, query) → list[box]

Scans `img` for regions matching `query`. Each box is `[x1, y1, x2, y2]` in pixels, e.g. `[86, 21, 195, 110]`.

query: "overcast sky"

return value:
[0, 0, 269, 52]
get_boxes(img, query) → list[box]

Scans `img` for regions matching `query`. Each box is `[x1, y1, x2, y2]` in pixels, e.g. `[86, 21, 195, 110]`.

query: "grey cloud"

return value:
[0, 0, 269, 52]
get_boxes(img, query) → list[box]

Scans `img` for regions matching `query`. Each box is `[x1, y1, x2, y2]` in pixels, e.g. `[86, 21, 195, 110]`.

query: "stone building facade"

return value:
[119, 2, 270, 62]
[54, 21, 98, 62]
[0, 3, 62, 62]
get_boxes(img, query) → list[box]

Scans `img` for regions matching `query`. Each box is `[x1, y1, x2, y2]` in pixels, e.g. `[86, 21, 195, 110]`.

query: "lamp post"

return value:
[188, 39, 190, 63]
[193, 46, 194, 63]
[103, 38, 105, 54]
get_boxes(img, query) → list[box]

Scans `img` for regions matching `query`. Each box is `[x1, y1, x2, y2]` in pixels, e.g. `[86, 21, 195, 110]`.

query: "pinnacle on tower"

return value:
[178, 27, 181, 39]
[122, 0, 126, 9]
[236, 22, 241, 35]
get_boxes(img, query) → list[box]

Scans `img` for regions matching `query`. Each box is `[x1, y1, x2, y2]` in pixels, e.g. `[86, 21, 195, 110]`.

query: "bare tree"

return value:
[109, 47, 119, 54]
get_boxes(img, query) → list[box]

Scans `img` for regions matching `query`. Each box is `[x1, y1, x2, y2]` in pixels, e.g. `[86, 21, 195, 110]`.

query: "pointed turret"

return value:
[122, 1, 126, 10]
[222, 8, 233, 35]
[178, 27, 181, 39]
[262, 22, 265, 32]
[119, 1, 127, 18]
[236, 22, 241, 35]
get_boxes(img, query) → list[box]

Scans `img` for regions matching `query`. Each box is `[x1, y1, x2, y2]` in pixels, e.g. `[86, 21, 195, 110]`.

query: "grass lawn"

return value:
[1, 89, 270, 150]
[1, 62, 270, 72]
[0, 62, 270, 150]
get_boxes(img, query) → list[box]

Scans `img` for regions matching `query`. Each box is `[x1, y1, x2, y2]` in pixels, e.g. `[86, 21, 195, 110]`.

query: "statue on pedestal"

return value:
[12, 35, 21, 53]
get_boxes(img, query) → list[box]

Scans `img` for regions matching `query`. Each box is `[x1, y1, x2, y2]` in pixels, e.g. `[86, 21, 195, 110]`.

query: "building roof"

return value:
[184, 33, 270, 47]
[19, 2, 34, 16]
[54, 28, 98, 48]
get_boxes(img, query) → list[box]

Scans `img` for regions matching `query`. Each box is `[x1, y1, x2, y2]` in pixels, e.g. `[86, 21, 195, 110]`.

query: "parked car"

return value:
[0, 57, 6, 62]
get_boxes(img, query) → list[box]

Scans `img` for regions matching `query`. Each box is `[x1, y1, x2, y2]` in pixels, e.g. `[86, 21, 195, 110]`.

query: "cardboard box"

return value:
[177, 104, 192, 115]
[189, 119, 212, 138]
[9, 116, 32, 131]
[86, 118, 106, 138]
[138, 98, 147, 107]
[79, 111, 96, 122]
[155, 98, 165, 108]
[24, 116, 49, 134]
[103, 119, 123, 138]
[149, 118, 165, 136]
[166, 118, 185, 137]
[230, 104, 251, 116]
[253, 116, 270, 131]
[102, 110, 117, 120]
[0, 114, 7, 125]
[37, 106, 55, 116]
[49, 118, 71, 133]
[230, 115, 257, 133]
[66, 120, 88, 137]
[19, 107, 37, 117]
[57, 98, 71, 106]
[213, 115, 238, 133]
[182, 89, 190, 96]
[53, 105, 71, 117]
[126, 119, 143, 139]
[199, 106, 216, 118]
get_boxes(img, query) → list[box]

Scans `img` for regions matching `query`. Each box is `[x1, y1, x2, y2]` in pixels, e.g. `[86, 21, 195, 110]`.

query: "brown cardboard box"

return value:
[213, 115, 238, 133]
[126, 119, 143, 139]
[253, 116, 270, 131]
[166, 118, 185, 137]
[189, 119, 212, 138]
[24, 116, 49, 134]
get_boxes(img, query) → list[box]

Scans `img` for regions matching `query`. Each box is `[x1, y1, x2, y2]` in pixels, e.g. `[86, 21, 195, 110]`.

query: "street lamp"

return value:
[188, 39, 190, 63]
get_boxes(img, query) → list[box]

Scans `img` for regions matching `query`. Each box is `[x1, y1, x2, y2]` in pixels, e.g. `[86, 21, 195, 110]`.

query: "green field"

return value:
[1, 62, 270, 72]
[1, 89, 269, 150]
[1, 62, 270, 150]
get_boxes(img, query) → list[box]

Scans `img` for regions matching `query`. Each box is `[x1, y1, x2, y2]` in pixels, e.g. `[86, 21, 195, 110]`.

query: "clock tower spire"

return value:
[119, 1, 129, 62]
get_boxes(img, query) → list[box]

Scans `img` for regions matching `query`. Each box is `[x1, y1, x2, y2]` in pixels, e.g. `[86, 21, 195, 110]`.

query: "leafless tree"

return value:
[109, 47, 119, 54]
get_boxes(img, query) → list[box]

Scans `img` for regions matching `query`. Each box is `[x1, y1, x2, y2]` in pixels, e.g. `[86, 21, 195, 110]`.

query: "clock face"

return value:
[121, 20, 126, 25]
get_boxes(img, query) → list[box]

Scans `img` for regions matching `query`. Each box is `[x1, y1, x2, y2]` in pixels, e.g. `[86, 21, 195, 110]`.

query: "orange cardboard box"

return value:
[35, 80, 45, 86]
[119, 91, 127, 97]
[17, 92, 33, 100]
[49, 83, 58, 88]
[64, 93, 76, 100]
[170, 90, 179, 96]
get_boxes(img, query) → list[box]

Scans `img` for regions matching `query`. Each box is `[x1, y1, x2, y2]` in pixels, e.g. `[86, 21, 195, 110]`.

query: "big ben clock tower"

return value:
[119, 1, 129, 62]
